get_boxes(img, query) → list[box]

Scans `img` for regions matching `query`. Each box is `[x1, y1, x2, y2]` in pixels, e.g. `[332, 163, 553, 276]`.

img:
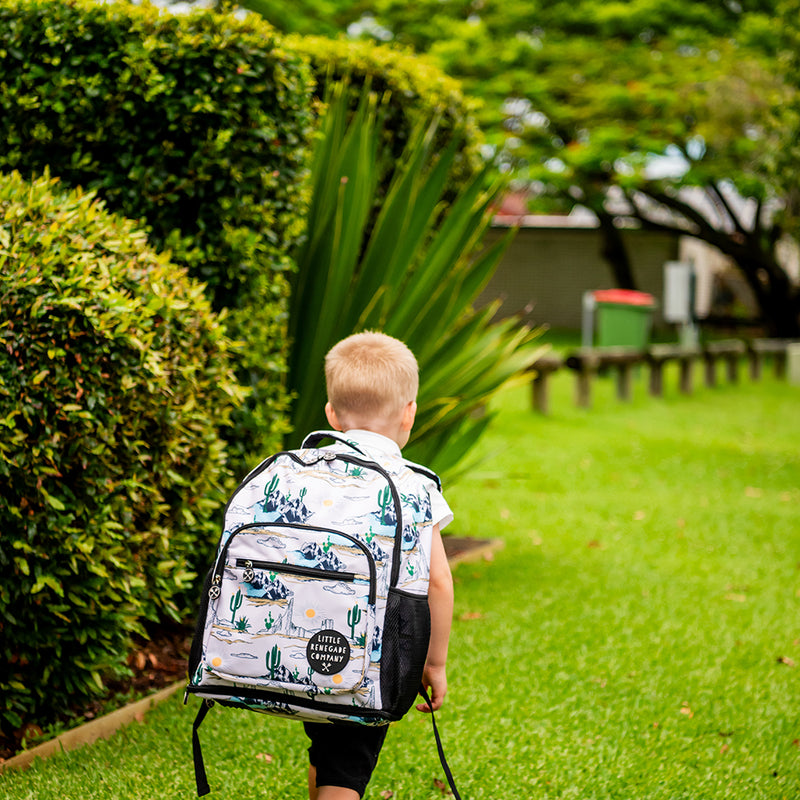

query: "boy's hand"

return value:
[416, 664, 447, 713]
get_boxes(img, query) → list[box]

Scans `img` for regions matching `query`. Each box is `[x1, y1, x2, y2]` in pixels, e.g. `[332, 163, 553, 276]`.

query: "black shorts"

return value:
[304, 721, 389, 797]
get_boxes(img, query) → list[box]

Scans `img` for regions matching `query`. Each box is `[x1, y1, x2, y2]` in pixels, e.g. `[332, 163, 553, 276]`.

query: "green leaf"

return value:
[41, 490, 66, 511]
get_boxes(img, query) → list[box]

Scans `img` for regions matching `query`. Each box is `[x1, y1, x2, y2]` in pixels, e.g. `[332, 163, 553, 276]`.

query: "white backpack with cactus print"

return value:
[186, 431, 459, 797]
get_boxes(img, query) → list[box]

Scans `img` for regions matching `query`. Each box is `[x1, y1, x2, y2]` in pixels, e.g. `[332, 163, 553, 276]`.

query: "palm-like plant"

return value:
[287, 85, 544, 481]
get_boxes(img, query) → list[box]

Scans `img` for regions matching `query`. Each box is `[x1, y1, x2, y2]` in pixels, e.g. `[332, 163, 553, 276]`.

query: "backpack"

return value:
[185, 431, 461, 798]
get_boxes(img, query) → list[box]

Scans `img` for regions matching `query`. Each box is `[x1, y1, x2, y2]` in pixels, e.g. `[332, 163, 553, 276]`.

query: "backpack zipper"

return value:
[218, 449, 403, 592]
[235, 558, 358, 583]
[212, 521, 378, 604]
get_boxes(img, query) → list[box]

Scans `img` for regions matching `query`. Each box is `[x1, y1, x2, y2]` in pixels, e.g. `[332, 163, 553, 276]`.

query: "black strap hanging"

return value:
[419, 685, 463, 800]
[192, 699, 213, 797]
[191, 691, 463, 798]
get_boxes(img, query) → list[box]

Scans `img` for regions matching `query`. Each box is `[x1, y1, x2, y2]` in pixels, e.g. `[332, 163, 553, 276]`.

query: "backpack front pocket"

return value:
[204, 523, 376, 697]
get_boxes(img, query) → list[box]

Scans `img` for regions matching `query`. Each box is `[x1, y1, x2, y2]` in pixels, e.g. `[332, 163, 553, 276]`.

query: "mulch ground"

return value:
[1, 536, 493, 762]
[0, 625, 193, 763]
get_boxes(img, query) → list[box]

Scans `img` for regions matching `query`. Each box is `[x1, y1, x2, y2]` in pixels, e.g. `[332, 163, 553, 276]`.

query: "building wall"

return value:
[477, 225, 680, 330]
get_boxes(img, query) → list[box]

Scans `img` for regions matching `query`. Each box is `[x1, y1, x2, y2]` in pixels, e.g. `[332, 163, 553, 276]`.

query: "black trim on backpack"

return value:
[185, 683, 399, 720]
[406, 462, 443, 492]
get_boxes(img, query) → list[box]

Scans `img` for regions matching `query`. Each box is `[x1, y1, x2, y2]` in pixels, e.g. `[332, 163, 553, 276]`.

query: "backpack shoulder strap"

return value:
[300, 430, 366, 455]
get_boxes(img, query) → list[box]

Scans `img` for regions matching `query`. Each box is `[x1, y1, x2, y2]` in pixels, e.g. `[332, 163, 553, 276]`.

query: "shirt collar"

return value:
[343, 429, 402, 459]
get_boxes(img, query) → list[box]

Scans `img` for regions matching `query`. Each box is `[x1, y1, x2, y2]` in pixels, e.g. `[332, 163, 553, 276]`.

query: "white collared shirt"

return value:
[343, 429, 454, 531]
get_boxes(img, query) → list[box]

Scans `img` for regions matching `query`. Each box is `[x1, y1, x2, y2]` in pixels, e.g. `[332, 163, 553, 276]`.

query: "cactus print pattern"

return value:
[190, 431, 441, 724]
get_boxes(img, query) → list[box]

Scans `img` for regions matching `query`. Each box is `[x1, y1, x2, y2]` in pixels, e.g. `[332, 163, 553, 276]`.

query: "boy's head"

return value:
[324, 331, 418, 447]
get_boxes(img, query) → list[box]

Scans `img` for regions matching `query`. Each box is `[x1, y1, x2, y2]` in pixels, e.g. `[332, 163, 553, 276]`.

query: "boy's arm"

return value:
[417, 523, 454, 713]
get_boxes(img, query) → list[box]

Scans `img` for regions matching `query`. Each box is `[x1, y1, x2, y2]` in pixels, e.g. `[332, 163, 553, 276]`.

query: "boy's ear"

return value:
[401, 400, 417, 432]
[325, 402, 342, 431]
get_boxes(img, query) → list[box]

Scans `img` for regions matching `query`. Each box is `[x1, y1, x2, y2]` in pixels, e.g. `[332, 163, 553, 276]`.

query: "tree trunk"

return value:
[596, 210, 638, 290]
[730, 247, 800, 337]
[626, 185, 800, 336]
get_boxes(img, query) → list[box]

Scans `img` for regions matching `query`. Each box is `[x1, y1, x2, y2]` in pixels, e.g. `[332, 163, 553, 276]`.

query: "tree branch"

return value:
[623, 186, 753, 262]
[632, 185, 716, 238]
[706, 181, 748, 235]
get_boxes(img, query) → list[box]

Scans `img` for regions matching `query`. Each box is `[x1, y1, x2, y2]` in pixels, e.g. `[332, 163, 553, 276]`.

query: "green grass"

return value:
[3, 368, 799, 799]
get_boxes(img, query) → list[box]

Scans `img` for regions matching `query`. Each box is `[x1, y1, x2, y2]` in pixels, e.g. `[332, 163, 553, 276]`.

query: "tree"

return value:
[337, 0, 800, 334]
[513, 38, 800, 335]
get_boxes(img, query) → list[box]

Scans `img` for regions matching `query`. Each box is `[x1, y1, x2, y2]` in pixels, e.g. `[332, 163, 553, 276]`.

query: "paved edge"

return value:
[0, 680, 186, 774]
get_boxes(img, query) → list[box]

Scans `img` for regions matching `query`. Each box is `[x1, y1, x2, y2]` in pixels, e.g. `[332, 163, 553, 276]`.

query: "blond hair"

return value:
[325, 332, 419, 423]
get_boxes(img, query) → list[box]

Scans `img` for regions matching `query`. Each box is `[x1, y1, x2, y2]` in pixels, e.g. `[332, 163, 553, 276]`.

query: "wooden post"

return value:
[679, 356, 694, 394]
[566, 349, 601, 409]
[748, 348, 762, 381]
[704, 340, 746, 387]
[725, 352, 739, 383]
[616, 363, 633, 401]
[704, 354, 717, 387]
[566, 347, 642, 408]
[646, 345, 701, 397]
[748, 339, 791, 381]
[776, 348, 788, 379]
[576, 369, 593, 408]
[529, 354, 563, 415]
[649, 360, 664, 397]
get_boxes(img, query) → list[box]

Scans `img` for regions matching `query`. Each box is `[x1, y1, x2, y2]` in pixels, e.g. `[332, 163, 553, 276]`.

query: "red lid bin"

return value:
[592, 290, 656, 348]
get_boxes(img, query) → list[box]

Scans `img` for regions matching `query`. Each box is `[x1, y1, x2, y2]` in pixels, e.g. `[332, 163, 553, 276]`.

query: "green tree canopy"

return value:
[231, 0, 800, 330]
[286, 0, 798, 333]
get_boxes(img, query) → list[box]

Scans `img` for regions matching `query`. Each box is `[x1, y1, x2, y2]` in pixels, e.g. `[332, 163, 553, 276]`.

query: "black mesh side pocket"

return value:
[380, 588, 431, 719]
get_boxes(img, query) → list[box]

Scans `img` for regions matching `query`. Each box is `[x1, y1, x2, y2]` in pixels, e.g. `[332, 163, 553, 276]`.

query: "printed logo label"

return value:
[307, 630, 350, 674]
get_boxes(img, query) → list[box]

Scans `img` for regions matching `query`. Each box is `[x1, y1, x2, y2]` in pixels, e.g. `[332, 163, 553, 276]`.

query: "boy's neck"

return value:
[343, 428, 402, 451]
[326, 401, 416, 451]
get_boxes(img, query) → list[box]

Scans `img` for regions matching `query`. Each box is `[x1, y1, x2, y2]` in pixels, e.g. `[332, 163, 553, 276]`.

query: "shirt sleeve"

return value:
[430, 487, 453, 531]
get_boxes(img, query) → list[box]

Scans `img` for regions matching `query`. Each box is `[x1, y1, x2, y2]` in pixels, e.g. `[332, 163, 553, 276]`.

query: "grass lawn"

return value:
[2, 363, 799, 799]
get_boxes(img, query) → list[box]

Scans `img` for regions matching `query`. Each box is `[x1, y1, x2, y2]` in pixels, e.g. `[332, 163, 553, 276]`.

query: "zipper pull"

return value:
[243, 560, 255, 583]
[208, 574, 222, 600]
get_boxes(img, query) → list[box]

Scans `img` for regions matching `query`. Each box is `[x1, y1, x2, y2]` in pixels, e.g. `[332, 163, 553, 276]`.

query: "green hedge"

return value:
[0, 0, 316, 467]
[0, 170, 241, 736]
[288, 35, 484, 198]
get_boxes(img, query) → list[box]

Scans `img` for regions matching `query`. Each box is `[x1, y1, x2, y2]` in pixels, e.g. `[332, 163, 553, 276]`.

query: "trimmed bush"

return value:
[0, 171, 241, 735]
[287, 35, 484, 197]
[0, 0, 317, 467]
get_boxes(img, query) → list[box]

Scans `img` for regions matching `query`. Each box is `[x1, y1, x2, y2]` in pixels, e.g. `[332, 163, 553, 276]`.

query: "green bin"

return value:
[593, 289, 656, 348]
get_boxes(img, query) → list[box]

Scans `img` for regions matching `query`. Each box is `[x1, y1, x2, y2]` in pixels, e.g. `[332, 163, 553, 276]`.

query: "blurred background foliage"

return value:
[235, 0, 800, 334]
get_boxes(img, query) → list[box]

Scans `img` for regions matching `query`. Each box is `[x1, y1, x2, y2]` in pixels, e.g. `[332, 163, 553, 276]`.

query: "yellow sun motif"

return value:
[211, 657, 222, 667]
[323, 499, 334, 507]
[332, 674, 343, 685]
[306, 608, 316, 618]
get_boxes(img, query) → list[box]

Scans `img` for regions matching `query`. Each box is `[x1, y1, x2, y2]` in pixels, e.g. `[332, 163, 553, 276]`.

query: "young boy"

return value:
[304, 331, 455, 800]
